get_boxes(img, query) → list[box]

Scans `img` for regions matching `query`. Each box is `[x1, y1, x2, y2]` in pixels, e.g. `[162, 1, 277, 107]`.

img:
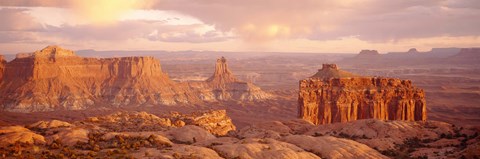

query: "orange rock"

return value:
[0, 54, 5, 81]
[298, 64, 427, 125]
[0, 46, 273, 112]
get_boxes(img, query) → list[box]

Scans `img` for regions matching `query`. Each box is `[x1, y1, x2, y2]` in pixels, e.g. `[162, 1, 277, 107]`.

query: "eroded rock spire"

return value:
[207, 57, 238, 85]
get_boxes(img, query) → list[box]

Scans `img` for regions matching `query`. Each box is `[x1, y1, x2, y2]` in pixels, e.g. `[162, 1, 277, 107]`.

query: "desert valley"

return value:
[0, 46, 479, 158]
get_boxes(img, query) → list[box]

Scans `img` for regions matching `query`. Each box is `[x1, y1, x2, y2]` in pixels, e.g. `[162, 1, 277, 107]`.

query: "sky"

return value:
[0, 0, 479, 54]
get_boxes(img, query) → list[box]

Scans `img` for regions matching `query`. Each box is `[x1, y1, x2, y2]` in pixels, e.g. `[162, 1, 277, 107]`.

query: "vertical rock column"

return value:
[298, 64, 427, 125]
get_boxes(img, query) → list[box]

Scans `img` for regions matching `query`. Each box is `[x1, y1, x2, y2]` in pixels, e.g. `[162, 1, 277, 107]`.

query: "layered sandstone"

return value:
[298, 64, 427, 125]
[1, 110, 478, 158]
[0, 46, 272, 112]
[0, 55, 5, 81]
[201, 56, 273, 101]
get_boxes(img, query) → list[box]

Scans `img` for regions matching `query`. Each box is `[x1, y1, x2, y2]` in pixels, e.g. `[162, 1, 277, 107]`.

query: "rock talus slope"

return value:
[298, 64, 427, 125]
[0, 46, 272, 112]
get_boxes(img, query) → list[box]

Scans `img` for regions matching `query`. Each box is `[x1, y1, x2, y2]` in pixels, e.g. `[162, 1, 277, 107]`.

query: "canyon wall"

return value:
[0, 46, 272, 112]
[298, 64, 427, 125]
[0, 55, 5, 82]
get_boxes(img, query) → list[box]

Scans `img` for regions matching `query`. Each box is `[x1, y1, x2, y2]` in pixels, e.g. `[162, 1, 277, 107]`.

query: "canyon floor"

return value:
[1, 51, 479, 127]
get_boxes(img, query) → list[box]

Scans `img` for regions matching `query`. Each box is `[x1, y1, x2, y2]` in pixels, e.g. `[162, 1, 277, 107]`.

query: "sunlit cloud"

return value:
[0, 0, 479, 54]
[69, 0, 154, 25]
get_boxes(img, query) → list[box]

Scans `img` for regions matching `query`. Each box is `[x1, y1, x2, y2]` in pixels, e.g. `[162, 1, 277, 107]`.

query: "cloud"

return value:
[2, 0, 478, 42]
[0, 8, 45, 43]
[0, 0, 155, 25]
[69, 0, 154, 25]
[0, 0, 478, 53]
[0, 8, 44, 31]
[151, 0, 480, 42]
[0, 0, 69, 7]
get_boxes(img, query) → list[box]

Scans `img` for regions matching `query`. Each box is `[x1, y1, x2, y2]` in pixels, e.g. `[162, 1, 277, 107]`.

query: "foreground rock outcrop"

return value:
[0, 110, 478, 158]
[298, 64, 427, 125]
[0, 46, 272, 112]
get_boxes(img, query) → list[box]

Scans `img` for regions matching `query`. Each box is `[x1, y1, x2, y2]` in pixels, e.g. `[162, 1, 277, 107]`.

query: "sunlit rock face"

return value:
[0, 46, 273, 112]
[0, 55, 5, 82]
[298, 64, 427, 125]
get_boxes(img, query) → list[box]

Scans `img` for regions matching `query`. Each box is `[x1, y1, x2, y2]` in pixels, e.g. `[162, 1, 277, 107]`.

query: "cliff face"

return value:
[0, 55, 5, 82]
[0, 46, 272, 112]
[201, 56, 272, 101]
[298, 64, 426, 125]
[207, 57, 238, 85]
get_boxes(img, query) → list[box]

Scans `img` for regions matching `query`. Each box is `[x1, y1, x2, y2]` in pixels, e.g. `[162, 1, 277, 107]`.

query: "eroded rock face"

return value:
[0, 126, 46, 145]
[85, 110, 236, 134]
[298, 64, 427, 125]
[282, 135, 388, 159]
[168, 110, 236, 136]
[0, 46, 273, 112]
[0, 55, 5, 82]
[1, 110, 478, 158]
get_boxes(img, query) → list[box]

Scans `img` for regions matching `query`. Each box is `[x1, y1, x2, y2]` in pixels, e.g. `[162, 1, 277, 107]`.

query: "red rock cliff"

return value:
[0, 46, 273, 112]
[298, 64, 427, 125]
[0, 55, 5, 81]
[207, 56, 238, 85]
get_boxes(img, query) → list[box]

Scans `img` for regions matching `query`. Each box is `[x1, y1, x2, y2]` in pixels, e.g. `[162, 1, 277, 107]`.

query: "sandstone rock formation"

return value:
[282, 135, 388, 159]
[85, 110, 236, 135]
[207, 57, 238, 85]
[200, 56, 273, 101]
[168, 110, 236, 136]
[298, 64, 427, 125]
[209, 138, 320, 159]
[0, 46, 272, 112]
[27, 120, 72, 130]
[0, 110, 478, 158]
[0, 126, 46, 145]
[0, 55, 5, 82]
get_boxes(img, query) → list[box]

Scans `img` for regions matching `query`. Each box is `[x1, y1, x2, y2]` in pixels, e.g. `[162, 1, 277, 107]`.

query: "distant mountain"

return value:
[339, 47, 476, 68]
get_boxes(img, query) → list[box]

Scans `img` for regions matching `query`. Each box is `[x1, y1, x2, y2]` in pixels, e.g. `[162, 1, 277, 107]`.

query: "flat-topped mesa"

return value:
[0, 46, 274, 112]
[407, 48, 419, 53]
[206, 57, 239, 85]
[458, 48, 480, 55]
[0, 46, 174, 112]
[299, 64, 427, 125]
[358, 50, 380, 56]
[310, 64, 358, 79]
[15, 45, 76, 59]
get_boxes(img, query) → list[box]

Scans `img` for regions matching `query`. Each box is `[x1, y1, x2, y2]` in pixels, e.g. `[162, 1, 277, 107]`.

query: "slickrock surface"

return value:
[27, 120, 72, 129]
[282, 135, 388, 159]
[85, 110, 236, 134]
[0, 126, 45, 145]
[210, 138, 319, 159]
[299, 64, 427, 125]
[168, 109, 236, 136]
[0, 46, 272, 112]
[0, 110, 478, 158]
[166, 125, 216, 143]
[305, 119, 480, 158]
